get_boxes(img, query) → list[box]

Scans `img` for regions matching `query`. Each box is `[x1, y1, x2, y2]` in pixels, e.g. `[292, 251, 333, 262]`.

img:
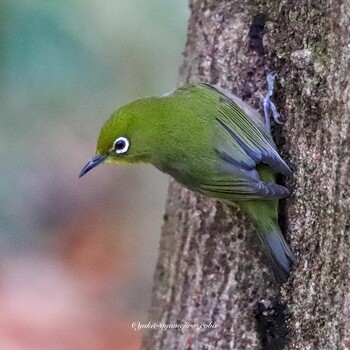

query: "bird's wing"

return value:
[191, 84, 292, 201]
[202, 84, 292, 177]
[198, 169, 290, 201]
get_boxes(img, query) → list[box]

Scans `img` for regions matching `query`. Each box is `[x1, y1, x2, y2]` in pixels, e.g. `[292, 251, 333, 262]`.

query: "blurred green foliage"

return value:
[0, 0, 188, 249]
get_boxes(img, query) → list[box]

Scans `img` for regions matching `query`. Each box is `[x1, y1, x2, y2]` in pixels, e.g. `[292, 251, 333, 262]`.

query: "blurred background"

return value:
[0, 1, 188, 349]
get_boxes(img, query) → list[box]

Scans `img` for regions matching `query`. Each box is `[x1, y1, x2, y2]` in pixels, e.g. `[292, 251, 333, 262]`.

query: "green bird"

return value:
[80, 78, 295, 282]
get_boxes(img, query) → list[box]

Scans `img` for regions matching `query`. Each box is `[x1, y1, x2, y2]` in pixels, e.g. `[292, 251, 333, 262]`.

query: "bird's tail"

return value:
[238, 200, 296, 282]
[258, 227, 295, 283]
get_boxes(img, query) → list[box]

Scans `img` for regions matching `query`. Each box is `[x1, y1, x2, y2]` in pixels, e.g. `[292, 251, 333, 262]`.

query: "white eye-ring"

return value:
[113, 136, 129, 154]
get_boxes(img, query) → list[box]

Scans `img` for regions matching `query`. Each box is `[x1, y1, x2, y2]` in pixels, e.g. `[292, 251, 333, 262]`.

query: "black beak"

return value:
[79, 155, 107, 178]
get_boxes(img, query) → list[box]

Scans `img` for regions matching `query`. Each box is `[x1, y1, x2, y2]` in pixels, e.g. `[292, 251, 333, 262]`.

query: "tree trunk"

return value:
[141, 1, 349, 349]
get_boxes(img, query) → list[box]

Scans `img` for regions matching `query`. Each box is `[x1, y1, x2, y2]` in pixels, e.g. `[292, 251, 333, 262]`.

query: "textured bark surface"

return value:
[142, 1, 349, 349]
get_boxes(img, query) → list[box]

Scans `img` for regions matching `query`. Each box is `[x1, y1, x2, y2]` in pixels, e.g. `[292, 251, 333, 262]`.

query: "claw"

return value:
[269, 101, 283, 124]
[266, 72, 277, 92]
[263, 73, 282, 130]
[263, 97, 271, 130]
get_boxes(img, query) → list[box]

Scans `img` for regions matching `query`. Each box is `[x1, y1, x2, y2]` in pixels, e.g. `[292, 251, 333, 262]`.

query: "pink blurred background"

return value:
[0, 1, 188, 348]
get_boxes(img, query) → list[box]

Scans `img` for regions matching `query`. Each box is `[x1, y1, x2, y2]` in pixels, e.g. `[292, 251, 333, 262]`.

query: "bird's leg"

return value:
[263, 73, 283, 131]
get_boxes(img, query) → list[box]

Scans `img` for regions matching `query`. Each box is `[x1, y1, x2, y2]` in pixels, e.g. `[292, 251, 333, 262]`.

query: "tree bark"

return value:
[142, 1, 349, 349]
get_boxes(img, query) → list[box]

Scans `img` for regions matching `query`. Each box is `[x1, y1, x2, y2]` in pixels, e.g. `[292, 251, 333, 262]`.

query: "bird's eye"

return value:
[113, 136, 129, 154]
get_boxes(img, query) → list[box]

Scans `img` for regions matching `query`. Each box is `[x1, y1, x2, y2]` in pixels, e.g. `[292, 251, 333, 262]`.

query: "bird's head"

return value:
[79, 98, 157, 178]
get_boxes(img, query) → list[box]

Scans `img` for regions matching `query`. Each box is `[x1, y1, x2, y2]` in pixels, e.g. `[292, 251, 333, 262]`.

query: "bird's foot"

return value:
[263, 73, 283, 131]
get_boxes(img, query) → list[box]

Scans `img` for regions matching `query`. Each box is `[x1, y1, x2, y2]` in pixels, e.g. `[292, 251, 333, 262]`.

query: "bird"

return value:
[80, 75, 295, 282]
